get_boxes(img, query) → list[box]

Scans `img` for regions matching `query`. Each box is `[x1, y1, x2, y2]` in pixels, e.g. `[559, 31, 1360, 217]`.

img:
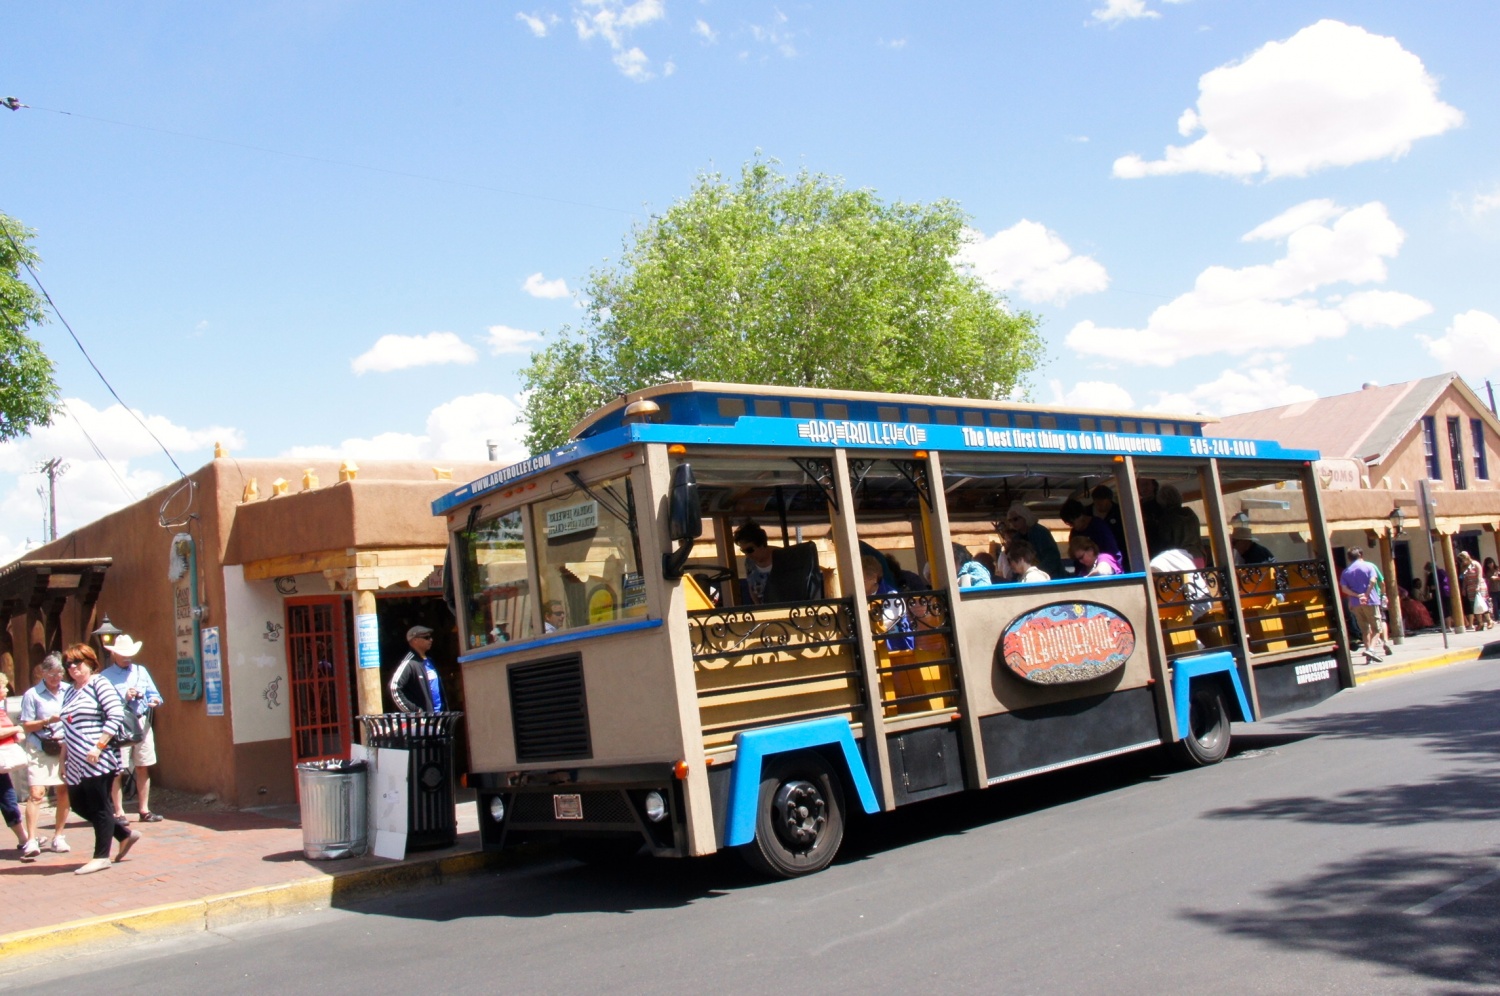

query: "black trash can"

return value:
[359, 712, 464, 851]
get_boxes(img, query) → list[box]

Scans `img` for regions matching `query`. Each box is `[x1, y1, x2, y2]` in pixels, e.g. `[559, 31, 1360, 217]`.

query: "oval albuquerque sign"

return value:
[1000, 602, 1135, 685]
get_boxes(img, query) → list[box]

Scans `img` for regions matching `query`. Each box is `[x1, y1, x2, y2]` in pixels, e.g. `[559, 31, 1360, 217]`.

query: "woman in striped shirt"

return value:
[60, 644, 141, 874]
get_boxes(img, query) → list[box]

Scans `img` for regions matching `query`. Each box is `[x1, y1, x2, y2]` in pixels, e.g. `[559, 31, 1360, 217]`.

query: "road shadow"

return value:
[1184, 848, 1500, 990]
[1206, 686, 1500, 827]
[1283, 684, 1500, 760]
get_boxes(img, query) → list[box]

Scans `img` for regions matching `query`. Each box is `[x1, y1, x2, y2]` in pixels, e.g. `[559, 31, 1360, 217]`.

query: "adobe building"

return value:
[1208, 372, 1500, 634]
[1, 454, 494, 807]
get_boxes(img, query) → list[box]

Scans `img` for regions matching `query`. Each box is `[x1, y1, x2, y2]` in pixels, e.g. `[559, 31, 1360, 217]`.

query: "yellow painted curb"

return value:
[0, 848, 504, 968]
[1355, 648, 1483, 684]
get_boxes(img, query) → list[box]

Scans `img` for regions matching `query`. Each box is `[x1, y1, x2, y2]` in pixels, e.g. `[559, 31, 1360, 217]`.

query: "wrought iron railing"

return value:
[1234, 558, 1337, 654]
[689, 597, 865, 742]
[1152, 567, 1239, 659]
[867, 588, 961, 715]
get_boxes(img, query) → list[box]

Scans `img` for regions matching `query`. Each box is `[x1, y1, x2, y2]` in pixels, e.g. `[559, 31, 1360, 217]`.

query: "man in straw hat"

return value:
[102, 634, 165, 823]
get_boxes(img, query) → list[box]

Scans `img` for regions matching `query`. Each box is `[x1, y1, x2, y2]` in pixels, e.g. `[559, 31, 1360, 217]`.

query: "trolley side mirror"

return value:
[663, 462, 702, 580]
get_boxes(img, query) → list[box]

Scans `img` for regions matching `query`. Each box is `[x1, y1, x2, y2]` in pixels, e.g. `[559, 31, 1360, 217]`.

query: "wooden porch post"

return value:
[1441, 531, 1466, 633]
[1379, 531, 1403, 644]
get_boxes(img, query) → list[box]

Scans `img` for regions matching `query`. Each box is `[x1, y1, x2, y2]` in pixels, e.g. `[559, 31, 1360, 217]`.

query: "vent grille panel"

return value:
[509, 656, 591, 762]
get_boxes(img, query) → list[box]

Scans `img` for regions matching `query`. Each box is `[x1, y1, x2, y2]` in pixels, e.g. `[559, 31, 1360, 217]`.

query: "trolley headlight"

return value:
[644, 790, 667, 823]
[488, 796, 506, 822]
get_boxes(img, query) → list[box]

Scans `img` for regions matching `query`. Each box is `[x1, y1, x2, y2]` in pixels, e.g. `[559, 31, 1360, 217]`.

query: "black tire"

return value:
[1174, 682, 1231, 767]
[739, 752, 846, 878]
[561, 835, 643, 865]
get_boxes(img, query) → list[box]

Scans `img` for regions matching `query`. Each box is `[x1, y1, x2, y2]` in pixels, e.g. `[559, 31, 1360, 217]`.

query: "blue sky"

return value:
[2, 1, 1498, 559]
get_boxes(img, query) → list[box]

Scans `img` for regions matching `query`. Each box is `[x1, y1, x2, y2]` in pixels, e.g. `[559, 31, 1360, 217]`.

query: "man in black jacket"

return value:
[389, 625, 445, 713]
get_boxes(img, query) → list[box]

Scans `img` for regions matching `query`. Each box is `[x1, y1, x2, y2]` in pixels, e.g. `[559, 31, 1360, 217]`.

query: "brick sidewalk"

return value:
[0, 803, 483, 941]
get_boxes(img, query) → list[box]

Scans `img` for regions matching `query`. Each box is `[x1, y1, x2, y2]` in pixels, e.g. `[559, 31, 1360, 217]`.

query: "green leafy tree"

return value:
[0, 214, 58, 441]
[520, 159, 1043, 451]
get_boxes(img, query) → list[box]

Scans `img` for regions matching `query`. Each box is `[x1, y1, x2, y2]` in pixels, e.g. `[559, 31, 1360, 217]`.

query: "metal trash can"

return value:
[359, 712, 464, 851]
[297, 759, 368, 860]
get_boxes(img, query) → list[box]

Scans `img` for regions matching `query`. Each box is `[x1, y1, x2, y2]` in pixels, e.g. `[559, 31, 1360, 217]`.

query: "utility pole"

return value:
[37, 458, 66, 541]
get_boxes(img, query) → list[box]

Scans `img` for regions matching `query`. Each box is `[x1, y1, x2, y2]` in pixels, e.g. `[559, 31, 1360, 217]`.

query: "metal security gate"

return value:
[285, 596, 353, 765]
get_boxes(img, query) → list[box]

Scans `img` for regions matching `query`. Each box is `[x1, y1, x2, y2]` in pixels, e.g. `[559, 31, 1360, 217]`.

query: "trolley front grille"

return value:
[509, 655, 592, 762]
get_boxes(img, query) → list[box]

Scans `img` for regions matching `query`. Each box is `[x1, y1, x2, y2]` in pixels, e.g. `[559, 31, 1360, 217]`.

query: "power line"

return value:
[59, 399, 137, 501]
[1, 222, 189, 479]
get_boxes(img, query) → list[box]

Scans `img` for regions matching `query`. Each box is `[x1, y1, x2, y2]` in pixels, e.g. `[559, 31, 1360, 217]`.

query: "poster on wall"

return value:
[356, 612, 380, 669]
[202, 626, 224, 716]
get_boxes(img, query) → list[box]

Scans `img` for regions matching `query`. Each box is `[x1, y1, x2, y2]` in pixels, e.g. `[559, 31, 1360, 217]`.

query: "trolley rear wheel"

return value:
[1173, 682, 1231, 767]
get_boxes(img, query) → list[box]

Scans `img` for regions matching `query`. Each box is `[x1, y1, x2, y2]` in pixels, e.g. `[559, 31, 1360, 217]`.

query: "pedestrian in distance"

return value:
[1339, 547, 1388, 662]
[0, 671, 42, 862]
[18, 653, 71, 854]
[59, 644, 141, 874]
[102, 635, 166, 823]
[390, 625, 445, 713]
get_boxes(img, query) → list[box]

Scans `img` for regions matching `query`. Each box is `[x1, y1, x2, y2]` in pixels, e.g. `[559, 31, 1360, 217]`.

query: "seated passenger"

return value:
[1091, 484, 1128, 558]
[1007, 539, 1051, 584]
[734, 520, 825, 604]
[863, 554, 914, 651]
[1005, 503, 1065, 579]
[887, 553, 928, 592]
[1069, 534, 1121, 577]
[951, 542, 993, 588]
[734, 521, 777, 603]
[1059, 498, 1127, 572]
[1150, 544, 1210, 619]
[1230, 526, 1275, 565]
[1154, 484, 1201, 554]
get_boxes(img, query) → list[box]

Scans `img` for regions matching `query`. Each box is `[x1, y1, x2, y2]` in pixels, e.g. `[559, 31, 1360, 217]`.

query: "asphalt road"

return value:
[6, 661, 1498, 995]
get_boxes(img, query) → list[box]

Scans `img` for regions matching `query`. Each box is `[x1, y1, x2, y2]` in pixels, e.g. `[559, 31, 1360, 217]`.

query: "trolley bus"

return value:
[436, 382, 1352, 877]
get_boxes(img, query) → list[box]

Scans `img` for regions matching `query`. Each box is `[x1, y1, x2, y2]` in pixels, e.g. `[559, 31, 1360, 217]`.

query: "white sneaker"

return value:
[49, 835, 70, 853]
[19, 839, 40, 862]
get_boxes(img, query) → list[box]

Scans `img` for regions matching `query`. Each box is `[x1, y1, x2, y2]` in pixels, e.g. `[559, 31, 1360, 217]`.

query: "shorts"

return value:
[1349, 603, 1380, 642]
[120, 724, 156, 769]
[24, 741, 64, 789]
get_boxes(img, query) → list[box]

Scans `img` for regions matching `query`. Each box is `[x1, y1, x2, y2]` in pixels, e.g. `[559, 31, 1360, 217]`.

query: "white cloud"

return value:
[351, 332, 478, 375]
[522, 272, 571, 299]
[614, 47, 653, 80]
[1113, 20, 1463, 180]
[281, 393, 530, 466]
[880, 37, 907, 50]
[1092, 0, 1160, 25]
[1459, 187, 1500, 220]
[1420, 311, 1500, 375]
[573, 0, 667, 79]
[1050, 379, 1136, 410]
[0, 399, 244, 564]
[1337, 290, 1433, 328]
[692, 18, 716, 43]
[516, 11, 557, 37]
[1241, 199, 1343, 242]
[1151, 365, 1318, 416]
[748, 9, 796, 58]
[956, 221, 1109, 305]
[1066, 199, 1420, 365]
[485, 325, 545, 355]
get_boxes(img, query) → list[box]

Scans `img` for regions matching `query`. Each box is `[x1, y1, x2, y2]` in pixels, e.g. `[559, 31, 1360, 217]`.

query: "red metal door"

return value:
[285, 596, 352, 764]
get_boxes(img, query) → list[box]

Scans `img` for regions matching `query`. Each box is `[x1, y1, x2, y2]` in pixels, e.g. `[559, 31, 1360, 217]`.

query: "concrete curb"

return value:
[1354, 647, 1483, 685]
[0, 848, 512, 968]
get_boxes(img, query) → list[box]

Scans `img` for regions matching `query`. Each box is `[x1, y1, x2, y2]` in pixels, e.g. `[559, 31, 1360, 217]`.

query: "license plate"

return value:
[553, 793, 583, 820]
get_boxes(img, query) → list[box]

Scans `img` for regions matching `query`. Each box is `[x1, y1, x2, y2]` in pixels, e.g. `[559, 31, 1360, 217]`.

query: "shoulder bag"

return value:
[112, 702, 144, 747]
[95, 678, 143, 747]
